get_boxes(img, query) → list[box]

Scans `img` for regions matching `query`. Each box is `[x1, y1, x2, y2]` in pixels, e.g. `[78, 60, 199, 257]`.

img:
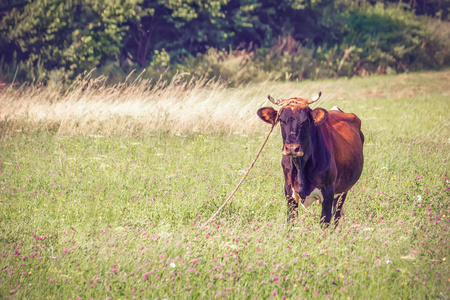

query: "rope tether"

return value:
[201, 112, 280, 227]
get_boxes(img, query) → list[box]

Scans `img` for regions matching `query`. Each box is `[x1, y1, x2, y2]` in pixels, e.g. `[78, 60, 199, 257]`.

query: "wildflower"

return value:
[442, 257, 446, 262]
[170, 263, 176, 268]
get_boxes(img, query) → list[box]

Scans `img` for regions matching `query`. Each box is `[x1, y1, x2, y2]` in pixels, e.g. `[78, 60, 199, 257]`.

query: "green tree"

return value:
[123, 0, 231, 66]
[1, 0, 151, 82]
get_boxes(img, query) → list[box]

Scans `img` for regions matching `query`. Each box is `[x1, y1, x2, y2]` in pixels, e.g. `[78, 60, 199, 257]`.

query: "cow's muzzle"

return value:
[282, 143, 303, 157]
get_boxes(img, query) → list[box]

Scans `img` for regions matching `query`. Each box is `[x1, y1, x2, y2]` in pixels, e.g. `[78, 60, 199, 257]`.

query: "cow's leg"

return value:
[286, 194, 298, 224]
[284, 181, 298, 224]
[282, 157, 297, 224]
[320, 186, 335, 227]
[333, 192, 347, 230]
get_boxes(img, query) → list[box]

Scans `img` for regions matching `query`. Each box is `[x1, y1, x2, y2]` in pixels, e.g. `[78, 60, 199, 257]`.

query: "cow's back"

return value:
[321, 110, 364, 193]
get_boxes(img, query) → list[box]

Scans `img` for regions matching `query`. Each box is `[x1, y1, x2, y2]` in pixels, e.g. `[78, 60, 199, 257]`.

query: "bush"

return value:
[331, 2, 442, 75]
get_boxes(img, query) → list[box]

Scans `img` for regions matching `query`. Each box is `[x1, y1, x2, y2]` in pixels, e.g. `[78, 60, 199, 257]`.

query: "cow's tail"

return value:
[330, 106, 343, 112]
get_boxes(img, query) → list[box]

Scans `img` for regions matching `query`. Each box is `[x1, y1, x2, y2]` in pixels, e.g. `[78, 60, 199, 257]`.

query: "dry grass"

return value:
[1, 69, 449, 136]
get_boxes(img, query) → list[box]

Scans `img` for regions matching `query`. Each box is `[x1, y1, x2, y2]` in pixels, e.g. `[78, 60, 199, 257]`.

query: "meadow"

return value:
[0, 70, 449, 299]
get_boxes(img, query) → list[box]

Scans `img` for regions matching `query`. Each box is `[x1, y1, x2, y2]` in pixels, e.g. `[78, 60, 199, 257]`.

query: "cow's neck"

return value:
[291, 155, 312, 199]
[291, 126, 328, 199]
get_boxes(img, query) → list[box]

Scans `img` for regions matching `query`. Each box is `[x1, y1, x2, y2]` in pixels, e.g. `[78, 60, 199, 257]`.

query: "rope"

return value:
[201, 114, 280, 227]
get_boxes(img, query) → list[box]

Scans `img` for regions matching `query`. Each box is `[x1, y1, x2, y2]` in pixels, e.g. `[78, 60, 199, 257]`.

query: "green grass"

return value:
[0, 71, 449, 299]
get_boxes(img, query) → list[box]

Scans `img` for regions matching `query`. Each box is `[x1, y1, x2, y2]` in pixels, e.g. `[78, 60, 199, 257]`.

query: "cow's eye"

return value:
[279, 119, 287, 125]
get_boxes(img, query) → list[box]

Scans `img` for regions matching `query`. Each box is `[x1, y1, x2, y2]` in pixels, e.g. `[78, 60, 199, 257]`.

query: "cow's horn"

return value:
[268, 95, 281, 105]
[308, 91, 322, 104]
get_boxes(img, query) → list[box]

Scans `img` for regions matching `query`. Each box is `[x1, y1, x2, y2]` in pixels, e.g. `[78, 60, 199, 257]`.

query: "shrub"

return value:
[335, 2, 441, 75]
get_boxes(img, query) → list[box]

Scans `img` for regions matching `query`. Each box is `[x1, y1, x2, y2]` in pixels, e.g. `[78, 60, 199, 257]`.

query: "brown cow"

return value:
[257, 93, 364, 227]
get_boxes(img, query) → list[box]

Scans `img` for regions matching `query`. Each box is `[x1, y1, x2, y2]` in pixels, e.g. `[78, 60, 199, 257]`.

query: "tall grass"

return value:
[1, 69, 449, 136]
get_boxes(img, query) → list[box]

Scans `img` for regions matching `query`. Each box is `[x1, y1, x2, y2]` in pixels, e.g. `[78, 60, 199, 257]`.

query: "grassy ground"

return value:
[0, 70, 449, 299]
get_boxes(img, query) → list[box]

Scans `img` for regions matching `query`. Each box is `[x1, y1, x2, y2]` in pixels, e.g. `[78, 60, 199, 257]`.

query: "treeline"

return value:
[0, 0, 449, 87]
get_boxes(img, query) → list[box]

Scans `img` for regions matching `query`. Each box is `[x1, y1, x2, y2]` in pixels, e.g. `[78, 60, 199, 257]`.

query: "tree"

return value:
[123, 0, 232, 66]
[1, 0, 151, 82]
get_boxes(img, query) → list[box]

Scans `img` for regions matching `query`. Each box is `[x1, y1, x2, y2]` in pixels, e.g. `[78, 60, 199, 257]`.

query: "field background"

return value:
[0, 70, 449, 299]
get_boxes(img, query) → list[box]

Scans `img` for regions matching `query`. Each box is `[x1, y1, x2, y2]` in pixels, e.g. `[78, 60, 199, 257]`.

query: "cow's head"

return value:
[257, 93, 328, 158]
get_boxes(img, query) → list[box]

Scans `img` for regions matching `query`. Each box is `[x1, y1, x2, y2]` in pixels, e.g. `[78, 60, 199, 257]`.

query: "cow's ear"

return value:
[311, 108, 328, 126]
[257, 107, 278, 125]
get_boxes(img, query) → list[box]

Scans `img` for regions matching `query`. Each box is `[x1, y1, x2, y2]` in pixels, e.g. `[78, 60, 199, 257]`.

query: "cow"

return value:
[257, 92, 364, 227]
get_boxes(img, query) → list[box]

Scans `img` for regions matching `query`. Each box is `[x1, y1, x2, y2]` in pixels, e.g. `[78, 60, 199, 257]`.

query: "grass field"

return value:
[0, 70, 449, 299]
